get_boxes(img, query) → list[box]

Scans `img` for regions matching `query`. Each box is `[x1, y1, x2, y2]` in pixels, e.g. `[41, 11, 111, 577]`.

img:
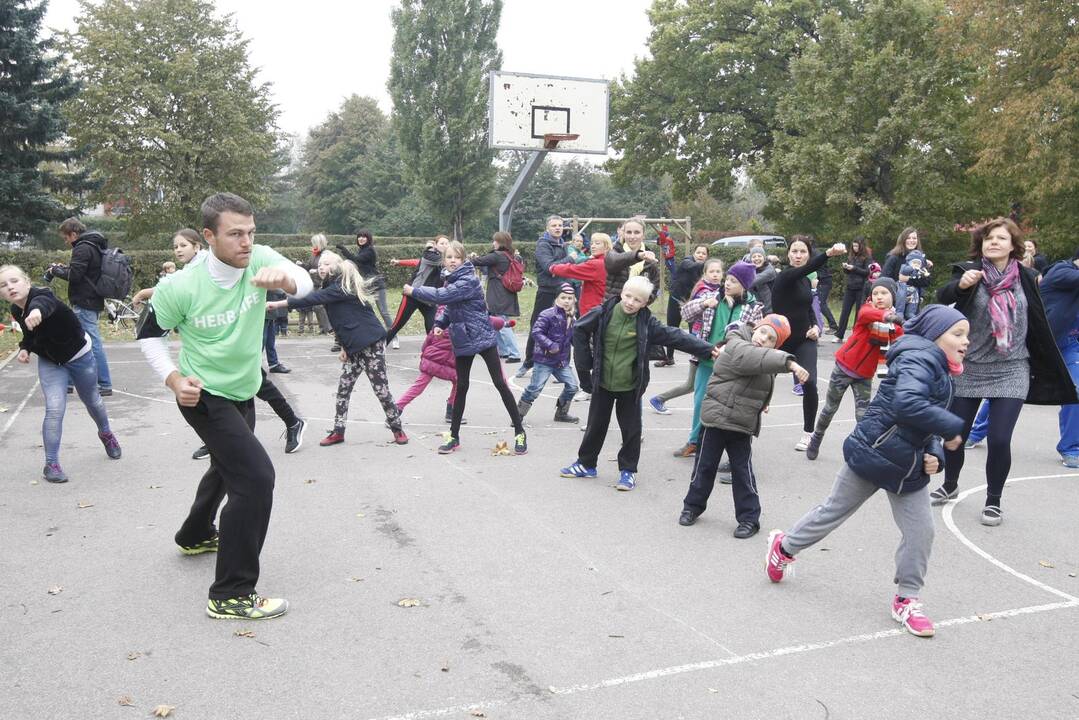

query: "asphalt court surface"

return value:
[2, 335, 1077, 719]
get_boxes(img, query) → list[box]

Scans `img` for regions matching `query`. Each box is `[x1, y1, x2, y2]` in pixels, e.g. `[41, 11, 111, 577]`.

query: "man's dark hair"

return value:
[201, 192, 254, 233]
[59, 217, 86, 236]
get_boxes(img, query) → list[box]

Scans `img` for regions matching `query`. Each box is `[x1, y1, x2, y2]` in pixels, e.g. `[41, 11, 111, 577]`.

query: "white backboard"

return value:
[488, 71, 609, 155]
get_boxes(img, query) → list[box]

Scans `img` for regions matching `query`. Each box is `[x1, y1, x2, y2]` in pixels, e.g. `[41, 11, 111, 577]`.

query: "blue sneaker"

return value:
[648, 396, 670, 415]
[792, 384, 804, 396]
[560, 462, 597, 478]
[616, 470, 636, 491]
[1062, 455, 1079, 469]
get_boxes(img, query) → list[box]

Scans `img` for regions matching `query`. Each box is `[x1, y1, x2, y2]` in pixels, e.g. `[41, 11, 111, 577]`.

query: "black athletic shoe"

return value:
[284, 419, 305, 453]
[192, 445, 210, 460]
[269, 363, 291, 374]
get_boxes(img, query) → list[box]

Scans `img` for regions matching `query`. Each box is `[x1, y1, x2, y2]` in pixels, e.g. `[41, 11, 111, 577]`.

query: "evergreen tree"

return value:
[388, 0, 502, 240]
[0, 0, 87, 240]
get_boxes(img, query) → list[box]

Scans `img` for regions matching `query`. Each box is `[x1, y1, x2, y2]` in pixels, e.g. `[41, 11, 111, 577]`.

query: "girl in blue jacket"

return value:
[406, 241, 526, 456]
[268, 251, 407, 448]
[765, 305, 969, 638]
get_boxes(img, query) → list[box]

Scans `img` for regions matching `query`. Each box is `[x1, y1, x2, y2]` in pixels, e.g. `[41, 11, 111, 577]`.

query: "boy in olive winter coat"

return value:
[680, 315, 809, 538]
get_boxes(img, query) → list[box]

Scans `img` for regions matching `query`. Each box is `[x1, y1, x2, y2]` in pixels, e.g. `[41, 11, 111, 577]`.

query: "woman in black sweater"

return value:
[1, 265, 121, 483]
[769, 236, 847, 450]
[834, 237, 872, 341]
[337, 229, 394, 345]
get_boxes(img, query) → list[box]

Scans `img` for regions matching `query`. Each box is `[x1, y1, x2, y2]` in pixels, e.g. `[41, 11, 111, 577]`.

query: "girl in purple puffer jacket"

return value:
[516, 283, 579, 423]
[405, 241, 527, 455]
[396, 306, 511, 424]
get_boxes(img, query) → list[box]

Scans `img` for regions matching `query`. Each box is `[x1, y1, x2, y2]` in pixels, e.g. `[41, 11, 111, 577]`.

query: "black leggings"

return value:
[817, 280, 838, 330]
[256, 372, 298, 428]
[452, 345, 523, 438]
[834, 287, 864, 340]
[942, 396, 1025, 506]
[664, 295, 687, 361]
[789, 339, 819, 432]
[386, 296, 436, 342]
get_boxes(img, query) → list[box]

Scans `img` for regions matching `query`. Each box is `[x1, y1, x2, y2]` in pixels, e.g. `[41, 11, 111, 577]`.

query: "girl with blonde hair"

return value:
[268, 251, 407, 447]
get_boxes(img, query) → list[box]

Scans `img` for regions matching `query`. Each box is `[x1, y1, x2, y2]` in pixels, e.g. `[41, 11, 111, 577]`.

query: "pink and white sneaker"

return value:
[892, 596, 935, 637]
[766, 530, 795, 583]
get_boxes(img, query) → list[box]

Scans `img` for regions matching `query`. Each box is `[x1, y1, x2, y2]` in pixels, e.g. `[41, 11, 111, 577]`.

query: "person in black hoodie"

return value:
[386, 235, 450, 343]
[834, 237, 873, 341]
[1, 265, 121, 483]
[46, 218, 113, 394]
[337, 229, 395, 347]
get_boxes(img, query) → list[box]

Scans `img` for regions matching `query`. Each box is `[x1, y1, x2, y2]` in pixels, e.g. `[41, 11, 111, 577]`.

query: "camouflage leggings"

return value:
[334, 341, 401, 433]
[814, 365, 872, 438]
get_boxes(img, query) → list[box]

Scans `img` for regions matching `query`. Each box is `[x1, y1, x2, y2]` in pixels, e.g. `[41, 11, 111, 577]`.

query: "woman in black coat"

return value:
[834, 237, 872, 342]
[931, 218, 1077, 526]
[470, 231, 522, 362]
[337, 229, 394, 344]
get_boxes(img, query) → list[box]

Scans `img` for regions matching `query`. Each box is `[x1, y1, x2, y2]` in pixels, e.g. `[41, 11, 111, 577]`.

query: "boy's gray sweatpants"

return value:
[783, 463, 934, 598]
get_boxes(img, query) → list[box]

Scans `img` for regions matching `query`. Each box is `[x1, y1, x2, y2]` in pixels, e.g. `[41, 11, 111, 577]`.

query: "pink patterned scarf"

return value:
[980, 258, 1020, 354]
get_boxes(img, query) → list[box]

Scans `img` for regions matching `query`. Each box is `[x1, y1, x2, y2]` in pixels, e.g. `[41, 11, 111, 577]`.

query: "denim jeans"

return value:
[495, 315, 520, 359]
[521, 364, 577, 404]
[263, 319, 279, 367]
[1057, 338, 1079, 458]
[72, 305, 111, 389]
[38, 351, 111, 464]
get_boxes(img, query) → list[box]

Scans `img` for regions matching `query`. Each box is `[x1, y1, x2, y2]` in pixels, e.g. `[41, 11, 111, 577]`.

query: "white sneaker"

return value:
[574, 392, 590, 402]
[390, 336, 400, 349]
[794, 432, 811, 451]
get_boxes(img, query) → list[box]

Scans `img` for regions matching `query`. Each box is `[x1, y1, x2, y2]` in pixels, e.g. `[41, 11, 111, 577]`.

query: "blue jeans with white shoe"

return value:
[1056, 337, 1079, 461]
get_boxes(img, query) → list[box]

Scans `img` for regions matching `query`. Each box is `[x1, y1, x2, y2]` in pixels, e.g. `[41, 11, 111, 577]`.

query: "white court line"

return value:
[0, 380, 39, 441]
[363, 473, 1079, 720]
[365, 599, 1079, 720]
[940, 473, 1079, 603]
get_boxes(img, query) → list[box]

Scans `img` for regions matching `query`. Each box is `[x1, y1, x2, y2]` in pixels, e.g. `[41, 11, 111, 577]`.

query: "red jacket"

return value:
[834, 302, 904, 379]
[549, 256, 607, 315]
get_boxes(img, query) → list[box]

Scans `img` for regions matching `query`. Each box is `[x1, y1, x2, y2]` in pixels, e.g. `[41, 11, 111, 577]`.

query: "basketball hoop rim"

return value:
[543, 132, 580, 149]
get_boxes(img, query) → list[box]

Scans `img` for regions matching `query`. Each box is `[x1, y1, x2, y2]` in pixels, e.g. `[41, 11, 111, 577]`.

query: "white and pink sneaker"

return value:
[892, 596, 935, 637]
[766, 530, 795, 583]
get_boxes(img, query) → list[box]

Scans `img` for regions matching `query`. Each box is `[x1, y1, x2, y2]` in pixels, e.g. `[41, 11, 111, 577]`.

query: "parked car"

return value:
[710, 234, 786, 250]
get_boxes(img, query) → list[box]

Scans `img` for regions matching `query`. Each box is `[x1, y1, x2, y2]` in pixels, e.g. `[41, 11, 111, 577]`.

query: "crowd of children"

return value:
[10, 209, 1078, 636]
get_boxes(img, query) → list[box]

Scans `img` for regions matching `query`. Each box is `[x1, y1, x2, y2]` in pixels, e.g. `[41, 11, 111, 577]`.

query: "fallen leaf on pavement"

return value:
[127, 651, 142, 661]
[1039, 560, 1055, 568]
[441, 660, 450, 672]
[356, 513, 365, 518]
[397, 597, 421, 608]
[147, 485, 161, 490]
[469, 711, 486, 718]
[152, 705, 175, 717]
[708, 688, 719, 693]
[233, 630, 256, 638]
[117, 695, 134, 706]
[482, 431, 497, 435]
[1069, 573, 1077, 578]
[77, 501, 94, 509]
[349, 576, 364, 583]
[47, 585, 63, 595]
[491, 441, 510, 456]
[304, 478, 317, 484]
[976, 613, 993, 621]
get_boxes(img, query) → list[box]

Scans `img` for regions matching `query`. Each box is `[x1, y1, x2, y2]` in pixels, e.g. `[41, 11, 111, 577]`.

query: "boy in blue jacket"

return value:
[765, 305, 969, 638]
[1039, 252, 1079, 466]
[517, 283, 579, 423]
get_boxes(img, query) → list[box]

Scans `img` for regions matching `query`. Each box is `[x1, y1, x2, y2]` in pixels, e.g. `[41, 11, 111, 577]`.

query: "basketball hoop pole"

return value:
[498, 150, 548, 233]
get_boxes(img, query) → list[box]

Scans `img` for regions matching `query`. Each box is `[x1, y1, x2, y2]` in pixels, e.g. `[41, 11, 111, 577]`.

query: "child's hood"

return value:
[885, 333, 946, 368]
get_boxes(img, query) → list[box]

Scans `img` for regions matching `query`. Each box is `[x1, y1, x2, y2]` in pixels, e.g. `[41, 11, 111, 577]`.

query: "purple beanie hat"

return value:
[726, 261, 757, 292]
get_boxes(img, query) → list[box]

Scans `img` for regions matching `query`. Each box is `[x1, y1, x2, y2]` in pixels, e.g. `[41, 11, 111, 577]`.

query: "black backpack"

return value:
[95, 246, 134, 299]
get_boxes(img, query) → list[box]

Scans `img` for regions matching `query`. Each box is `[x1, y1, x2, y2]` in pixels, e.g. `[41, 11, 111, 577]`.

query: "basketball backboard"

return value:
[488, 71, 609, 155]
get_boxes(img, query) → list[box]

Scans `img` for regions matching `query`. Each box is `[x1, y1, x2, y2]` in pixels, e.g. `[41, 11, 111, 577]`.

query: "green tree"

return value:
[756, 1, 995, 243]
[299, 95, 406, 234]
[64, 0, 283, 236]
[947, 0, 1079, 250]
[0, 0, 89, 240]
[388, 0, 502, 240]
[609, 0, 857, 201]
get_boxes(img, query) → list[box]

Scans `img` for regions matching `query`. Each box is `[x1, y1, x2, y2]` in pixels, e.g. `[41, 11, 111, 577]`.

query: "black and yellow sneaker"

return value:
[514, 432, 527, 455]
[206, 594, 289, 620]
[178, 535, 219, 556]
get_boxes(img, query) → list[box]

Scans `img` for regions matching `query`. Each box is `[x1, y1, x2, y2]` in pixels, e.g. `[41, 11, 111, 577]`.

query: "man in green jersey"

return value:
[138, 192, 312, 620]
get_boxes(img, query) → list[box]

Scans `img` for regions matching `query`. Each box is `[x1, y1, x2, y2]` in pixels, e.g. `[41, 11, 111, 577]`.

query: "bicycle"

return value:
[104, 297, 141, 331]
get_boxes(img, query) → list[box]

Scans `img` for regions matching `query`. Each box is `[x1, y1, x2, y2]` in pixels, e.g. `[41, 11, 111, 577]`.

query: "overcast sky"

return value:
[43, 0, 654, 143]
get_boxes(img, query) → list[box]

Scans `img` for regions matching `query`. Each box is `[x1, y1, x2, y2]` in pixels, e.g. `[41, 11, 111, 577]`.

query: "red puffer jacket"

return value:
[418, 313, 507, 381]
[834, 301, 904, 379]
